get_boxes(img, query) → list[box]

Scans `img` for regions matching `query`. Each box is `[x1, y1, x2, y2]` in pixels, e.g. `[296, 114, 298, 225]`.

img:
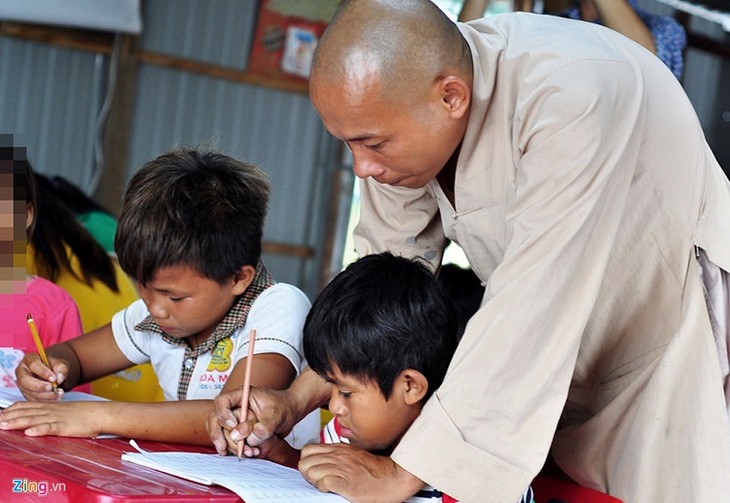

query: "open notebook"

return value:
[0, 387, 108, 408]
[122, 440, 347, 503]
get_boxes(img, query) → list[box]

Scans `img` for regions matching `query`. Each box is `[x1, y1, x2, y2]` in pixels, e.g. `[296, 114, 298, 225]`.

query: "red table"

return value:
[0, 428, 241, 502]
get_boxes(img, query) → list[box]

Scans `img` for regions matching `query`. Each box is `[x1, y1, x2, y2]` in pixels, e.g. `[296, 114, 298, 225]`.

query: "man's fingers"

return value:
[213, 389, 242, 428]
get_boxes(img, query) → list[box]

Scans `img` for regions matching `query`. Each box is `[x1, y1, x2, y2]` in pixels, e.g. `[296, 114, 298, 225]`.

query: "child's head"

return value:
[304, 252, 459, 452]
[116, 148, 270, 286]
[0, 139, 30, 290]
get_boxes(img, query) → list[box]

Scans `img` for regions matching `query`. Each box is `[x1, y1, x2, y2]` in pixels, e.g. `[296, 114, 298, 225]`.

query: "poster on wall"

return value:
[247, 0, 341, 81]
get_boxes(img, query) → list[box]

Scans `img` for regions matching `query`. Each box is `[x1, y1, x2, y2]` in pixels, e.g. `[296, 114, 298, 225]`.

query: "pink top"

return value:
[0, 277, 87, 391]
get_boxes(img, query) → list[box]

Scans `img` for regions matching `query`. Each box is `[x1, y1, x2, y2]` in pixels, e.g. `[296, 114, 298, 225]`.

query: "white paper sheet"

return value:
[122, 441, 347, 503]
[0, 387, 108, 408]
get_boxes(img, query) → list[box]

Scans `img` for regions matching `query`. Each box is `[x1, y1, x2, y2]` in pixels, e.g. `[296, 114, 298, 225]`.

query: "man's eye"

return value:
[169, 297, 184, 302]
[339, 390, 352, 399]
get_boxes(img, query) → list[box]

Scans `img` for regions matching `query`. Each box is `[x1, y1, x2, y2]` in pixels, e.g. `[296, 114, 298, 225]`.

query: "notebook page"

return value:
[121, 451, 347, 502]
[0, 387, 109, 408]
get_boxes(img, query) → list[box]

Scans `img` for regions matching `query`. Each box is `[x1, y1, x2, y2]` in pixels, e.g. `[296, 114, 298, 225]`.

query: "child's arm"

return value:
[15, 323, 133, 401]
[1, 352, 296, 444]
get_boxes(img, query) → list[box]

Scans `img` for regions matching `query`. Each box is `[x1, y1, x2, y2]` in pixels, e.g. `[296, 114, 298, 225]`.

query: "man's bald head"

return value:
[311, 0, 472, 103]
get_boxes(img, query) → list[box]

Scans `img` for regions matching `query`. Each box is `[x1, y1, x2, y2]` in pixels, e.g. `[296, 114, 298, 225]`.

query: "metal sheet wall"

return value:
[0, 0, 344, 297]
[0, 36, 104, 190]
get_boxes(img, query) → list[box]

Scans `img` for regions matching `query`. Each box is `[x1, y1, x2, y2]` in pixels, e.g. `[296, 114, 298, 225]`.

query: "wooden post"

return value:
[93, 33, 139, 216]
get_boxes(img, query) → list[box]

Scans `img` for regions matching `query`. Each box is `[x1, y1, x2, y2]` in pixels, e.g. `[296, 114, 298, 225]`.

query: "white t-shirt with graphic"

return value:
[110, 282, 320, 448]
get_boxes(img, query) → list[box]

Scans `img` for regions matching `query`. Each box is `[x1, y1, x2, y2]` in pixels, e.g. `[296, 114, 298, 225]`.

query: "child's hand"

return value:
[242, 434, 301, 469]
[15, 353, 69, 401]
[0, 401, 103, 438]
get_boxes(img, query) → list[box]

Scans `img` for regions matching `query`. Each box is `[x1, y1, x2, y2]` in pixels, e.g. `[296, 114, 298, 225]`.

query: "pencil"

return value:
[26, 313, 58, 394]
[237, 328, 256, 460]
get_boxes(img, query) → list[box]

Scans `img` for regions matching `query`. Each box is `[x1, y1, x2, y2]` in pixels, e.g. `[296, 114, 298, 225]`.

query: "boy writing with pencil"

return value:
[0, 147, 319, 447]
[232, 252, 535, 502]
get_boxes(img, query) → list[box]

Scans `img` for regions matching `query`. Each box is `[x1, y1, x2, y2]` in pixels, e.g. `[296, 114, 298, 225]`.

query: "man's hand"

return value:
[207, 368, 331, 456]
[299, 443, 425, 503]
[207, 386, 302, 456]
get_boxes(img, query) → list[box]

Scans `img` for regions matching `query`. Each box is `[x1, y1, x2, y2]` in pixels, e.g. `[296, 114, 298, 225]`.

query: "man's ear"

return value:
[398, 369, 429, 406]
[231, 265, 256, 295]
[436, 74, 471, 119]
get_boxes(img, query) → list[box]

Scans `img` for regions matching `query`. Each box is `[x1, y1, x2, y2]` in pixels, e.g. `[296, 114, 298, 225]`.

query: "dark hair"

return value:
[30, 171, 119, 292]
[48, 176, 112, 216]
[437, 263, 484, 339]
[116, 148, 271, 285]
[304, 252, 459, 401]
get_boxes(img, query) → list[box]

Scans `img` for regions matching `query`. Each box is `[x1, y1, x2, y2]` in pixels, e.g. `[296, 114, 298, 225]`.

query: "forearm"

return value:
[289, 367, 330, 420]
[592, 0, 656, 53]
[98, 400, 216, 445]
[458, 0, 488, 21]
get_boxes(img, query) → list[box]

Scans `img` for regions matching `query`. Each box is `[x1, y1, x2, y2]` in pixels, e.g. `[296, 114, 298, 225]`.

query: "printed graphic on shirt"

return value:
[207, 338, 233, 372]
[196, 338, 234, 393]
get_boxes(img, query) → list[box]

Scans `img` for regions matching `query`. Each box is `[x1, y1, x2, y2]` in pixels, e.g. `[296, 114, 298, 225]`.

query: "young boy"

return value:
[246, 252, 535, 503]
[0, 148, 319, 447]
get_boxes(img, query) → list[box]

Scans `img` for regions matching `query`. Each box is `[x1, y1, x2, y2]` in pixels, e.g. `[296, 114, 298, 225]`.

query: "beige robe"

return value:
[354, 13, 730, 503]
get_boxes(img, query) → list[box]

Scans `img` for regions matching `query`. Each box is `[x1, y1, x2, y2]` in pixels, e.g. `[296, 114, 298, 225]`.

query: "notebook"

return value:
[122, 440, 347, 503]
[0, 387, 109, 408]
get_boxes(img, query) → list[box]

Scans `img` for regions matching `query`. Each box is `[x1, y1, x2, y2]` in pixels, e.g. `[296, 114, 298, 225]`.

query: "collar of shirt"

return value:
[134, 259, 274, 400]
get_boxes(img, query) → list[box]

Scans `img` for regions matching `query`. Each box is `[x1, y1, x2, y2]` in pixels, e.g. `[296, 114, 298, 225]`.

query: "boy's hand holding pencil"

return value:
[15, 352, 67, 401]
[16, 314, 66, 401]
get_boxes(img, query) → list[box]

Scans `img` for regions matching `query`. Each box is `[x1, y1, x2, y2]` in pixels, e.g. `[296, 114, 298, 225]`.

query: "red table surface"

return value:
[0, 428, 241, 502]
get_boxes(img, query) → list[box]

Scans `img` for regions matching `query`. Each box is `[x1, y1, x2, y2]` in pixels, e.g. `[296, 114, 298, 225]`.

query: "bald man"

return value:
[209, 1, 730, 501]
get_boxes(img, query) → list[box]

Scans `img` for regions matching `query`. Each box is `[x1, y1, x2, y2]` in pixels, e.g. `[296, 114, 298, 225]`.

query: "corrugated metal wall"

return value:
[0, 0, 345, 298]
[0, 37, 103, 189]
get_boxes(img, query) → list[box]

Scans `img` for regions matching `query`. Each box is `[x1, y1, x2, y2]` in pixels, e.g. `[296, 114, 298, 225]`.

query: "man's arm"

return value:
[354, 179, 446, 272]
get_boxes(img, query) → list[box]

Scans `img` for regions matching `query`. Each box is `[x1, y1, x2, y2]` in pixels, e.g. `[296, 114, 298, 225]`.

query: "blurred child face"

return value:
[326, 365, 422, 453]
[137, 264, 251, 343]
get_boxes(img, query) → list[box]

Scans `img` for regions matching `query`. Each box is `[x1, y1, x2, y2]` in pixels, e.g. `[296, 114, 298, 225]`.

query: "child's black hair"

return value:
[304, 252, 459, 401]
[116, 147, 270, 285]
[48, 175, 113, 216]
[30, 170, 119, 292]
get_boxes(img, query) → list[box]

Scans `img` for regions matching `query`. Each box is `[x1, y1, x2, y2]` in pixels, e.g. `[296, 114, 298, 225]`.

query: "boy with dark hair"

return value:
[0, 148, 319, 447]
[243, 252, 534, 502]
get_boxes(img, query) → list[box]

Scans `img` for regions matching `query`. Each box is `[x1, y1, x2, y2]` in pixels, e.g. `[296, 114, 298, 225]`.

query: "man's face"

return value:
[310, 74, 461, 189]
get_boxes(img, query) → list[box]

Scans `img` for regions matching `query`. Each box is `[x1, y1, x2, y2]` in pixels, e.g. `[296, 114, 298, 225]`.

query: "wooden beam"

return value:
[263, 241, 315, 258]
[93, 34, 139, 215]
[0, 22, 309, 94]
[137, 50, 309, 95]
[0, 21, 113, 54]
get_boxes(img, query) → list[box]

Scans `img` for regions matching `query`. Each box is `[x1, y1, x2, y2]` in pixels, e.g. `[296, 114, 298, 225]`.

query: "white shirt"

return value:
[111, 282, 320, 448]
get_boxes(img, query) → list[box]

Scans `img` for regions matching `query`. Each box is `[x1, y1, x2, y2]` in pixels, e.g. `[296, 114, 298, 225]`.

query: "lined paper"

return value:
[122, 447, 347, 502]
